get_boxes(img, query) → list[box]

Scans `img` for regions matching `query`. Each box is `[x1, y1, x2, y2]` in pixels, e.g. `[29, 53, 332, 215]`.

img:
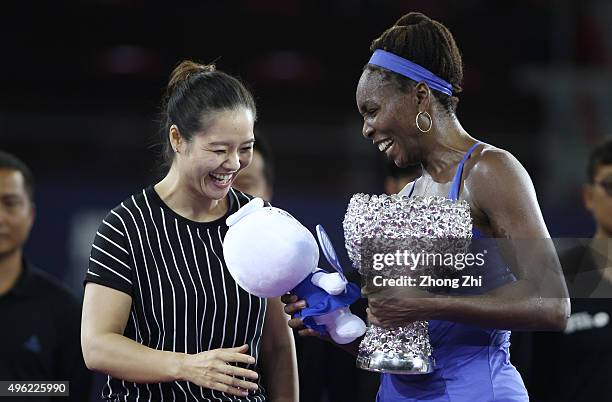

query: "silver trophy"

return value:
[343, 194, 472, 374]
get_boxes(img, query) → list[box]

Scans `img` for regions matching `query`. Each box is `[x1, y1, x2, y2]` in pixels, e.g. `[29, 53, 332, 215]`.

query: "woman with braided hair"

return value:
[283, 12, 569, 401]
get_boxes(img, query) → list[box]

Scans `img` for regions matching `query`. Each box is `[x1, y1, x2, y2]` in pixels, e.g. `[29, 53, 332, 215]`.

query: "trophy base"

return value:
[356, 352, 435, 375]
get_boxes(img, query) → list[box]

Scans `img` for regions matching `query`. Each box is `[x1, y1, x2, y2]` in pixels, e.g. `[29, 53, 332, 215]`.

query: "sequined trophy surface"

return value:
[343, 194, 472, 374]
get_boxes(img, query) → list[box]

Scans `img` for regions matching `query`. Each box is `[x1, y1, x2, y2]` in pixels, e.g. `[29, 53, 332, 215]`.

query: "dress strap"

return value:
[447, 142, 481, 200]
[407, 176, 419, 197]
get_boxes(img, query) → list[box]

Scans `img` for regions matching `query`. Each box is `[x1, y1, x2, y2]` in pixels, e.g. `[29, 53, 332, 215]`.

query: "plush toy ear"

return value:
[316, 224, 347, 281]
[226, 197, 265, 226]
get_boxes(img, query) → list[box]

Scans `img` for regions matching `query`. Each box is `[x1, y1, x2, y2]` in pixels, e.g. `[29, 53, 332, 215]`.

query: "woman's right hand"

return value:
[179, 344, 260, 397]
[280, 294, 321, 338]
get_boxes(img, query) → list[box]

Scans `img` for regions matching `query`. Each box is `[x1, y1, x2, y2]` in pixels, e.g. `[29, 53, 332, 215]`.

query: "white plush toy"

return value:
[223, 198, 366, 344]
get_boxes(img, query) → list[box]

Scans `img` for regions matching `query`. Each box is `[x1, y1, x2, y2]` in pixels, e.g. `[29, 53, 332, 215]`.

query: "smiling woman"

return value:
[284, 11, 570, 402]
[80, 61, 298, 402]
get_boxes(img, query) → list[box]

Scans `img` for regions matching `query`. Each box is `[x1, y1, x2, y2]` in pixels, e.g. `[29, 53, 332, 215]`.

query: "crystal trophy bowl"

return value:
[343, 194, 472, 374]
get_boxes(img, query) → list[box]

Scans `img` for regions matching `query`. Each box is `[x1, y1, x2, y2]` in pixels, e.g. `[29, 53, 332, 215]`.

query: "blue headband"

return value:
[368, 49, 453, 96]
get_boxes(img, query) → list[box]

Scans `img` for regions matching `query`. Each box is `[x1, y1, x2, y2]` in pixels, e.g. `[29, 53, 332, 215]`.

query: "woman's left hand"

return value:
[366, 288, 438, 328]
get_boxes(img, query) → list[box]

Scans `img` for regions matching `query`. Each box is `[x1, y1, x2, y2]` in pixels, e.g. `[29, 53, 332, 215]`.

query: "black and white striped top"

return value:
[85, 186, 268, 402]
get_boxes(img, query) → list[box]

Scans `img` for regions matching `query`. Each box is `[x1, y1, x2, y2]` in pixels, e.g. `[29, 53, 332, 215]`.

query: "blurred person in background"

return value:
[232, 133, 274, 202]
[0, 150, 91, 402]
[80, 61, 297, 402]
[383, 162, 421, 196]
[283, 11, 570, 402]
[528, 138, 612, 402]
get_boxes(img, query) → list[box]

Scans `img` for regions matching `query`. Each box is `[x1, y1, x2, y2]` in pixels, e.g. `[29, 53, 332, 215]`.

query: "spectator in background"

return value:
[0, 150, 91, 402]
[528, 138, 612, 401]
[232, 133, 274, 202]
[383, 162, 421, 195]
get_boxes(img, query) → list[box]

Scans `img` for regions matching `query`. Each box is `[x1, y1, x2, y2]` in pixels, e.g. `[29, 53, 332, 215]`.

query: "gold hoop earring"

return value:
[416, 111, 433, 133]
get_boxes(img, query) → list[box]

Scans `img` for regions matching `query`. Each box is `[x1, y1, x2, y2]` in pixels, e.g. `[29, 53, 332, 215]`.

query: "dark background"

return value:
[2, 0, 611, 400]
[4, 0, 610, 285]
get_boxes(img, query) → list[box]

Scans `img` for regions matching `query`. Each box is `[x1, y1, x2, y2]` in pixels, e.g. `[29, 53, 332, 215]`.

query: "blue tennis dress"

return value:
[377, 143, 528, 402]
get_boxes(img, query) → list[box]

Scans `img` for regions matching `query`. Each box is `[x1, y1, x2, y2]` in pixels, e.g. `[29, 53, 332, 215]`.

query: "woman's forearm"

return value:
[262, 339, 298, 402]
[433, 280, 570, 331]
[261, 297, 299, 402]
[83, 332, 185, 383]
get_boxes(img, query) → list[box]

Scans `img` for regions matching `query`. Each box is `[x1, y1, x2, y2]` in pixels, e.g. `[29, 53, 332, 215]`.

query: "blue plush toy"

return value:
[223, 198, 366, 344]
